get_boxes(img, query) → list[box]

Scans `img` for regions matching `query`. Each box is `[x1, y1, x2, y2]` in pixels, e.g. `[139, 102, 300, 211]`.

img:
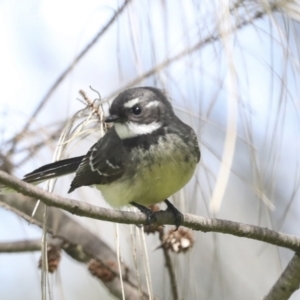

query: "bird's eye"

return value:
[131, 105, 142, 115]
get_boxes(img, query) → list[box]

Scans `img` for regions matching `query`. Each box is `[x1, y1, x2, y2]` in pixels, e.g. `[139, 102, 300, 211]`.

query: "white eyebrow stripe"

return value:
[145, 100, 160, 108]
[124, 97, 140, 108]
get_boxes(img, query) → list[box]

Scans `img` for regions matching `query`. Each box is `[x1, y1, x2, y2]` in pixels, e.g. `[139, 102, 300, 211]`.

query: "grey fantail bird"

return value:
[11, 87, 201, 228]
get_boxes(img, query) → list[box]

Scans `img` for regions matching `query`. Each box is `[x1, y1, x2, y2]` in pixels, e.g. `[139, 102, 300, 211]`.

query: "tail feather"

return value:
[23, 156, 84, 184]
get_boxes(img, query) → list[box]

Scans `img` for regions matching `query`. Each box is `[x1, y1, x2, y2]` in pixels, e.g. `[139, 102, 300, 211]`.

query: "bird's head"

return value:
[105, 87, 174, 139]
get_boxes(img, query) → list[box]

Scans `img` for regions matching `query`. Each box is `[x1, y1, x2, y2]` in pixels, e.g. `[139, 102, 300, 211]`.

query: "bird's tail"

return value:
[0, 156, 84, 194]
[23, 156, 84, 183]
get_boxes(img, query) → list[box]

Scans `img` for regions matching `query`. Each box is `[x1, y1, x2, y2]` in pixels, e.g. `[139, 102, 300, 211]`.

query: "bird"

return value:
[20, 87, 201, 228]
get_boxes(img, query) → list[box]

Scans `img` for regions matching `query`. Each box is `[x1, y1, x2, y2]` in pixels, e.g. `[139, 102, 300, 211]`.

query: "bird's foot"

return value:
[130, 202, 157, 226]
[164, 199, 183, 231]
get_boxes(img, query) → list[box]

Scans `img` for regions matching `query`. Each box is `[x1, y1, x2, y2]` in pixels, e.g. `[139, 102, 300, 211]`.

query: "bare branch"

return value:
[158, 229, 178, 300]
[0, 192, 149, 300]
[1, 170, 300, 253]
[0, 239, 41, 253]
[0, 238, 62, 253]
[8, 0, 132, 154]
[106, 7, 267, 99]
[263, 253, 300, 300]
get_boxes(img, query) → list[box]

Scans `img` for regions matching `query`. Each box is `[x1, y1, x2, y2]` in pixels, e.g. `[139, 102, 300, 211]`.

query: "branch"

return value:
[0, 238, 62, 253]
[1, 170, 300, 253]
[158, 229, 178, 300]
[263, 253, 300, 300]
[106, 7, 267, 100]
[0, 193, 148, 300]
[0, 239, 41, 253]
[8, 0, 132, 154]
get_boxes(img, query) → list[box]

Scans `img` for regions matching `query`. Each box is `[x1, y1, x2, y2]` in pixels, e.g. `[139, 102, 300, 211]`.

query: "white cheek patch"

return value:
[145, 100, 159, 108]
[115, 121, 162, 139]
[124, 97, 140, 108]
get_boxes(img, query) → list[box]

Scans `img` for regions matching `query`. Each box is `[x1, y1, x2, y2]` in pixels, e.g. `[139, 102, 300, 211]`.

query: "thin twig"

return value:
[0, 200, 41, 226]
[158, 229, 178, 300]
[78, 89, 103, 122]
[0, 240, 41, 252]
[106, 8, 267, 100]
[14, 130, 62, 168]
[7, 0, 132, 155]
[0, 238, 62, 253]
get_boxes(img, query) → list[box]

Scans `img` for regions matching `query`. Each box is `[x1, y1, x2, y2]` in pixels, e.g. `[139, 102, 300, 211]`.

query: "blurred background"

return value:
[1, 0, 300, 299]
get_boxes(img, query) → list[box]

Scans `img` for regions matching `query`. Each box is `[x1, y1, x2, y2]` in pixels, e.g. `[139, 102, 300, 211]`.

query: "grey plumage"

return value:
[15, 87, 200, 211]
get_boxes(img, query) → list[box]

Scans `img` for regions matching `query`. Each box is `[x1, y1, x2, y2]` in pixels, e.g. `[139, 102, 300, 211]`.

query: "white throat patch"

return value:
[115, 121, 162, 139]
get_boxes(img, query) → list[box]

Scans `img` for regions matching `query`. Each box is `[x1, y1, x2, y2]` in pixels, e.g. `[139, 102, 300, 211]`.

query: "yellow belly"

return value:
[98, 160, 196, 207]
[96, 134, 198, 207]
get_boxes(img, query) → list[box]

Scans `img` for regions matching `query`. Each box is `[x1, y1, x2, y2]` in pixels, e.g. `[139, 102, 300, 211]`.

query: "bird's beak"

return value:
[104, 114, 120, 123]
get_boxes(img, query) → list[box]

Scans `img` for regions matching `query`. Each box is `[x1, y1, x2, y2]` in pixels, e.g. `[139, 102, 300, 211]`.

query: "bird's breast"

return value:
[96, 133, 198, 207]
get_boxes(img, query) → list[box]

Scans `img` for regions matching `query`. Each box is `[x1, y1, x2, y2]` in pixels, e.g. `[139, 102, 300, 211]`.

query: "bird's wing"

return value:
[68, 128, 126, 193]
